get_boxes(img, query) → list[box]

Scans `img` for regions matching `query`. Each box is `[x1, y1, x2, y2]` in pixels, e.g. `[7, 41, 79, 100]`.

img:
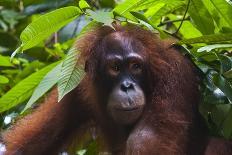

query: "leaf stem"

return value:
[174, 0, 190, 34]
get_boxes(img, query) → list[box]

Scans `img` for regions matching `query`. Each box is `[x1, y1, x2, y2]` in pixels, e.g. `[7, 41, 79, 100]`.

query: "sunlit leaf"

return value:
[113, 0, 145, 21]
[0, 75, 9, 84]
[209, 0, 232, 27]
[149, 1, 186, 24]
[79, 0, 90, 10]
[12, 6, 82, 56]
[58, 48, 85, 101]
[188, 0, 215, 34]
[0, 55, 13, 67]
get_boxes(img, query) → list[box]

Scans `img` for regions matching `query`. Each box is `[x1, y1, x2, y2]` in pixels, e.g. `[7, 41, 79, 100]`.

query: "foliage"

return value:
[0, 0, 232, 153]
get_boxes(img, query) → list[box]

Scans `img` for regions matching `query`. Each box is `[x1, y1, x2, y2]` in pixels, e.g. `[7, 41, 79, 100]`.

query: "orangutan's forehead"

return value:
[102, 31, 144, 55]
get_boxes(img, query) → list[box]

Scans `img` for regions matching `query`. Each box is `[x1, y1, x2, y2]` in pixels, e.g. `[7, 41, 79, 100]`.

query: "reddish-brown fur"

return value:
[2, 24, 232, 155]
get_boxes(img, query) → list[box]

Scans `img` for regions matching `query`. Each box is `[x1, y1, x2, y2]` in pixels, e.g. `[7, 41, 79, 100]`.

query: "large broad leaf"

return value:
[179, 33, 232, 44]
[22, 62, 62, 112]
[168, 14, 202, 39]
[149, 1, 186, 24]
[202, 0, 231, 32]
[188, 0, 215, 35]
[0, 62, 59, 113]
[209, 0, 232, 27]
[58, 47, 85, 101]
[13, 6, 82, 55]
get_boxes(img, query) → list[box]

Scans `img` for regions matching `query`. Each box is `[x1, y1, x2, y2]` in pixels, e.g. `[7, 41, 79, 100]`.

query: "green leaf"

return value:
[79, 0, 90, 10]
[0, 62, 59, 113]
[130, 11, 153, 26]
[130, 11, 168, 38]
[221, 107, 232, 138]
[57, 21, 98, 101]
[217, 54, 232, 73]
[202, 0, 231, 32]
[144, 2, 165, 19]
[114, 0, 142, 14]
[22, 62, 62, 112]
[224, 70, 232, 79]
[86, 10, 114, 27]
[168, 14, 202, 39]
[18, 6, 82, 52]
[197, 44, 232, 52]
[0, 55, 13, 67]
[213, 74, 232, 102]
[0, 75, 9, 84]
[113, 0, 145, 21]
[58, 47, 85, 101]
[179, 33, 232, 44]
[149, 1, 186, 24]
[209, 0, 232, 27]
[188, 0, 215, 34]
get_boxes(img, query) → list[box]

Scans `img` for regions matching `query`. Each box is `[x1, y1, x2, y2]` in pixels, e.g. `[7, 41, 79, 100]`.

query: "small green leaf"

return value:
[58, 47, 85, 101]
[0, 75, 9, 84]
[22, 62, 62, 113]
[224, 70, 232, 79]
[79, 0, 90, 10]
[0, 55, 13, 67]
[86, 10, 114, 27]
[0, 62, 59, 113]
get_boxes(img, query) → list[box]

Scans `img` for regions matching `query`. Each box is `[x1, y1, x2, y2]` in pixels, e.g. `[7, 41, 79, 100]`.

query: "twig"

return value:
[163, 30, 181, 40]
[158, 17, 190, 27]
[174, 0, 190, 34]
[71, 18, 81, 38]
[54, 32, 58, 44]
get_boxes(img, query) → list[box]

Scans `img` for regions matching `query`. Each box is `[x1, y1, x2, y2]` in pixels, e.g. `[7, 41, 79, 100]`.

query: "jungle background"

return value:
[0, 0, 232, 154]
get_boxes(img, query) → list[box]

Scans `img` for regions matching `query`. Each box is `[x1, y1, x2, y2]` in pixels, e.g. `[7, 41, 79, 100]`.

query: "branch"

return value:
[157, 17, 190, 27]
[174, 0, 191, 34]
